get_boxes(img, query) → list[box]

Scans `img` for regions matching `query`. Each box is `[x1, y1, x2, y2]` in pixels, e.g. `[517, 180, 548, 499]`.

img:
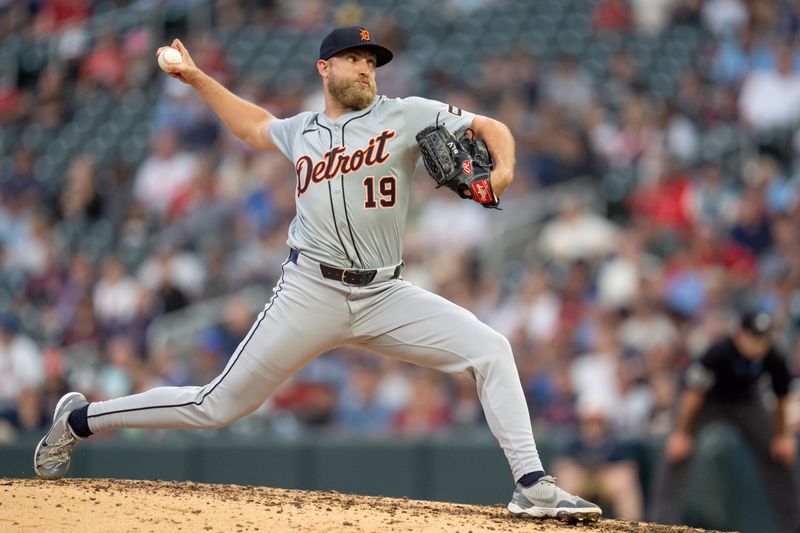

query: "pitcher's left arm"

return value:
[470, 115, 515, 197]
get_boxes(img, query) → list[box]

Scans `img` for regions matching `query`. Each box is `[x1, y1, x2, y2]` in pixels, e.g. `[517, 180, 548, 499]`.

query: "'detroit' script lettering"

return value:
[295, 130, 396, 195]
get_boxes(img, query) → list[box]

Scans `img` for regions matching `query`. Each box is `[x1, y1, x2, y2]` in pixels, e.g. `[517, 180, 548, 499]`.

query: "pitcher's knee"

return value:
[486, 329, 513, 357]
[476, 329, 515, 370]
[204, 412, 236, 429]
[200, 395, 260, 429]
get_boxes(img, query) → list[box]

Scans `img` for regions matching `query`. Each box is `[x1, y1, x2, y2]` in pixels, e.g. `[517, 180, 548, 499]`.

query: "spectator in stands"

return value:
[619, 292, 680, 355]
[93, 255, 141, 331]
[100, 159, 135, 238]
[528, 360, 579, 432]
[226, 219, 291, 288]
[0, 387, 48, 432]
[133, 128, 198, 217]
[188, 329, 228, 385]
[787, 0, 800, 37]
[599, 50, 643, 113]
[744, 154, 798, 216]
[630, 0, 679, 35]
[687, 161, 738, 231]
[571, 321, 624, 411]
[450, 373, 482, 427]
[186, 33, 231, 88]
[417, 194, 490, 254]
[518, 268, 561, 346]
[613, 357, 653, 437]
[3, 209, 54, 276]
[711, 23, 769, 85]
[650, 312, 800, 531]
[58, 154, 103, 223]
[0, 79, 28, 126]
[138, 244, 205, 303]
[163, 154, 234, 247]
[628, 157, 694, 239]
[80, 31, 127, 91]
[739, 43, 800, 132]
[592, 0, 633, 33]
[539, 196, 618, 262]
[672, 0, 703, 26]
[0, 2, 31, 42]
[335, 358, 396, 436]
[701, 0, 748, 37]
[553, 404, 644, 521]
[596, 230, 660, 310]
[729, 184, 772, 256]
[213, 294, 257, 357]
[2, 146, 46, 208]
[54, 252, 93, 325]
[273, 379, 337, 428]
[96, 335, 141, 400]
[122, 26, 156, 89]
[600, 93, 659, 169]
[280, 0, 327, 32]
[536, 123, 595, 186]
[647, 371, 678, 436]
[394, 370, 451, 436]
[760, 215, 800, 282]
[34, 0, 91, 36]
[660, 101, 699, 164]
[0, 314, 44, 412]
[542, 55, 594, 119]
[31, 65, 70, 130]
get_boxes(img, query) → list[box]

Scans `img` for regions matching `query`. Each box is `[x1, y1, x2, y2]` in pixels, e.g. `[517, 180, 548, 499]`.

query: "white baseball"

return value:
[158, 47, 183, 72]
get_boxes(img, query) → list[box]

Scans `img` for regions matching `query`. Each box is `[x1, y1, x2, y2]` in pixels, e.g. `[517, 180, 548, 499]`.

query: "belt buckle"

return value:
[341, 269, 361, 286]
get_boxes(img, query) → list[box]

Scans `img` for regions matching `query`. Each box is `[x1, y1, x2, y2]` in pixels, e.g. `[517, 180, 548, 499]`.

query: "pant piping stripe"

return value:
[87, 258, 292, 420]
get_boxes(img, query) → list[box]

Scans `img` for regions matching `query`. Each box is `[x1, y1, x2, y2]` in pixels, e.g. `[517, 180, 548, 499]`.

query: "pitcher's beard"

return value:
[329, 76, 376, 110]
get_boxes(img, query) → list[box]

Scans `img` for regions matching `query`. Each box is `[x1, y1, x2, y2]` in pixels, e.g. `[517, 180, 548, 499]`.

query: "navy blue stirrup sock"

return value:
[517, 471, 546, 487]
[67, 404, 93, 438]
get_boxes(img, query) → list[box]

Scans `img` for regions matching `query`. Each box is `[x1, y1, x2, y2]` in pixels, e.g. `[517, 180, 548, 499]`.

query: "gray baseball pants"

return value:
[87, 251, 543, 481]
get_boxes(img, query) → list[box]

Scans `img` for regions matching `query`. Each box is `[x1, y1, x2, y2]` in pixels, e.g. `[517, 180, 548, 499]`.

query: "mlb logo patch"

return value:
[448, 105, 462, 116]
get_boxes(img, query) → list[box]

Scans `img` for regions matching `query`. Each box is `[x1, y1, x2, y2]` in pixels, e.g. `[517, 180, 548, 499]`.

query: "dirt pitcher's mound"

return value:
[0, 478, 723, 532]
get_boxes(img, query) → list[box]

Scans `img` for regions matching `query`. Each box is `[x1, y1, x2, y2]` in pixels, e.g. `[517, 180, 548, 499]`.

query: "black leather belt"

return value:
[288, 249, 401, 286]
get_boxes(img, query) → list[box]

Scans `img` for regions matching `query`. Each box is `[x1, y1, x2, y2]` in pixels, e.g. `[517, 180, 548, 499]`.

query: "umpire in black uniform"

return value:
[650, 312, 799, 532]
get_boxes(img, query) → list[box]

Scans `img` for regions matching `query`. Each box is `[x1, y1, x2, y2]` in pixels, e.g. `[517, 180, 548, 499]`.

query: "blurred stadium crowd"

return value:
[2, 0, 800, 519]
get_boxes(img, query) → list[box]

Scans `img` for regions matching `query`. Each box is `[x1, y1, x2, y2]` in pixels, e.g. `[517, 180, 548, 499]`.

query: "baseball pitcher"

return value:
[34, 26, 601, 522]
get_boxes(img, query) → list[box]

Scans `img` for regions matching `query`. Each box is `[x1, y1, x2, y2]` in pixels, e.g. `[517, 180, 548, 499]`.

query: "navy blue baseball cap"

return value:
[319, 26, 393, 67]
[741, 311, 773, 336]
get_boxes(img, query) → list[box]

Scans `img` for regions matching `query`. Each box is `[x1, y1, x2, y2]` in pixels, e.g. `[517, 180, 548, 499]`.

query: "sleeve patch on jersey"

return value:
[448, 104, 462, 116]
[685, 362, 715, 391]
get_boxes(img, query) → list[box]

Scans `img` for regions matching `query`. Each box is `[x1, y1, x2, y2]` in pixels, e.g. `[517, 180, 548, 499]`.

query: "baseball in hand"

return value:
[158, 47, 183, 72]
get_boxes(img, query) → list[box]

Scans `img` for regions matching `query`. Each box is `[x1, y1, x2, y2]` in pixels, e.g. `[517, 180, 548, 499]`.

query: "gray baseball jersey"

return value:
[81, 94, 544, 485]
[269, 95, 474, 269]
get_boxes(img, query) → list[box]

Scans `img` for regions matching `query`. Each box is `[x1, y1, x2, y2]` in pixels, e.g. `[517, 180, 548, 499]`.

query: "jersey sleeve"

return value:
[766, 348, 793, 397]
[685, 341, 725, 391]
[684, 361, 715, 391]
[268, 112, 312, 160]
[402, 96, 476, 141]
